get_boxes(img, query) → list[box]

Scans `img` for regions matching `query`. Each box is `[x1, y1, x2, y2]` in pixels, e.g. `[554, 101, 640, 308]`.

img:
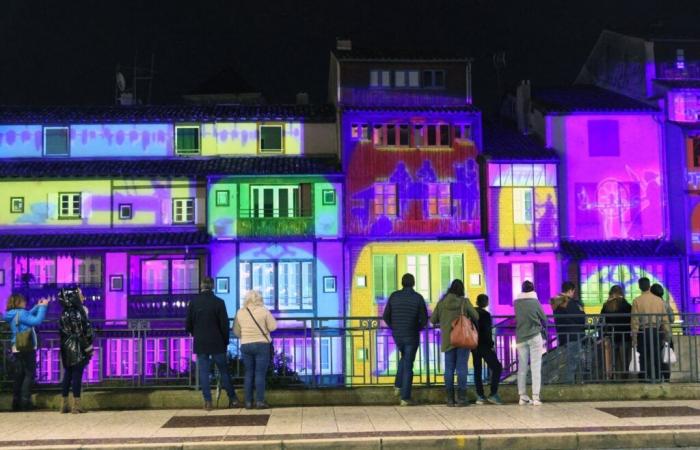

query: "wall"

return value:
[70, 124, 172, 157]
[0, 125, 43, 157]
[104, 252, 127, 321]
[548, 114, 665, 240]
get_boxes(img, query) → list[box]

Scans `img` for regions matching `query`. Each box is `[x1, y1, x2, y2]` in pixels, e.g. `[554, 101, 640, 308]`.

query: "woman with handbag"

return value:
[58, 287, 94, 414]
[233, 290, 277, 410]
[4, 294, 49, 411]
[430, 279, 478, 407]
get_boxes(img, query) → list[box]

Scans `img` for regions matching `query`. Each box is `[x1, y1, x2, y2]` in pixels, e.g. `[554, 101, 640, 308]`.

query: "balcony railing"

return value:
[1, 313, 698, 391]
[127, 293, 198, 318]
[237, 209, 314, 237]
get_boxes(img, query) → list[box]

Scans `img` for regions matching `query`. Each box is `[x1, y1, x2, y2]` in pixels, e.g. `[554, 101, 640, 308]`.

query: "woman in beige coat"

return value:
[233, 290, 277, 409]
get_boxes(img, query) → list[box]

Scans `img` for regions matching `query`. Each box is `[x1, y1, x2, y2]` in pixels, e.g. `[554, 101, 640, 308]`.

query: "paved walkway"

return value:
[2, 400, 700, 449]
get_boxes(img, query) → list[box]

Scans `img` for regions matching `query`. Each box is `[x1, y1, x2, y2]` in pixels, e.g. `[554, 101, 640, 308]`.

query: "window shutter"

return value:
[534, 262, 551, 304]
[47, 193, 58, 220]
[81, 193, 91, 219]
[299, 183, 312, 217]
[162, 199, 171, 224]
[497, 263, 513, 306]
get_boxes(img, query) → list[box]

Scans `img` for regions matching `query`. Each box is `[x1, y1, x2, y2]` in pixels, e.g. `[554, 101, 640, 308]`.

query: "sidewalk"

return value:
[2, 400, 700, 449]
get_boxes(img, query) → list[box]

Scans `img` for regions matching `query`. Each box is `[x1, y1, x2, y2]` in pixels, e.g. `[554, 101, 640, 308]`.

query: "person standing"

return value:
[600, 285, 632, 380]
[58, 287, 94, 414]
[515, 281, 547, 406]
[233, 290, 277, 409]
[4, 294, 48, 411]
[550, 281, 586, 384]
[382, 273, 428, 406]
[430, 280, 479, 407]
[186, 277, 241, 411]
[631, 277, 671, 382]
[650, 283, 673, 382]
[473, 294, 503, 405]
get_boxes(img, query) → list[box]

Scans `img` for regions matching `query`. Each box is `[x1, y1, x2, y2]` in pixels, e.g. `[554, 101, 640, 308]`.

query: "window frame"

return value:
[43, 126, 70, 157]
[10, 197, 24, 214]
[373, 183, 397, 217]
[174, 124, 201, 155]
[427, 182, 452, 217]
[118, 203, 133, 220]
[258, 124, 285, 153]
[239, 259, 314, 311]
[406, 254, 431, 302]
[58, 192, 81, 220]
[138, 256, 200, 295]
[422, 70, 446, 88]
[513, 187, 534, 225]
[369, 70, 391, 88]
[172, 198, 195, 224]
[250, 185, 300, 218]
[372, 254, 397, 303]
[322, 189, 336, 205]
[215, 190, 230, 207]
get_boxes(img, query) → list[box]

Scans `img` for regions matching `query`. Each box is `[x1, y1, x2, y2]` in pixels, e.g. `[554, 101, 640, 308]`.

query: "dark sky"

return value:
[0, 0, 695, 115]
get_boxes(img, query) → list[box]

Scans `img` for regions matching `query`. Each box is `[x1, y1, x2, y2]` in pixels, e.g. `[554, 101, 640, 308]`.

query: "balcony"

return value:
[237, 209, 315, 238]
[127, 293, 197, 319]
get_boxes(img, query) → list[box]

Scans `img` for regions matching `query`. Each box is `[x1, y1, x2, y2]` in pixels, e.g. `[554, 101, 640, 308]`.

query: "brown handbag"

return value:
[449, 300, 479, 350]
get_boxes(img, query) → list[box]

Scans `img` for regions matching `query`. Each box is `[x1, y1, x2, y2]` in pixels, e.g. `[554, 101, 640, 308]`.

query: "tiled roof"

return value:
[333, 49, 472, 62]
[0, 230, 210, 250]
[0, 156, 342, 178]
[532, 85, 659, 113]
[481, 122, 559, 161]
[341, 105, 478, 113]
[0, 104, 336, 124]
[560, 240, 681, 259]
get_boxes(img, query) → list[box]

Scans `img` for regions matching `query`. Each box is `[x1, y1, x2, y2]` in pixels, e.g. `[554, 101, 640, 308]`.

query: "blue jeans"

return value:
[444, 348, 469, 391]
[241, 343, 271, 403]
[394, 342, 419, 401]
[564, 340, 582, 384]
[197, 353, 236, 402]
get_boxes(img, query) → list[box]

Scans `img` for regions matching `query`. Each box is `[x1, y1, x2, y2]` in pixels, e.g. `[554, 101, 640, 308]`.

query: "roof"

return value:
[532, 85, 659, 113]
[561, 240, 681, 260]
[481, 122, 559, 161]
[0, 104, 336, 124]
[333, 48, 472, 62]
[0, 156, 342, 178]
[0, 230, 210, 250]
[341, 105, 478, 113]
[653, 79, 700, 89]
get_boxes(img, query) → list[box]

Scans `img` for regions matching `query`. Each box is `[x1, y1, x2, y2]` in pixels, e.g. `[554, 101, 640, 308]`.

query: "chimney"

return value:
[296, 92, 309, 105]
[516, 80, 531, 134]
[336, 38, 352, 51]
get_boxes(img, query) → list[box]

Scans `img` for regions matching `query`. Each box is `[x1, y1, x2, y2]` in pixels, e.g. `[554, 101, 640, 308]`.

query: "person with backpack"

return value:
[4, 294, 49, 411]
[514, 280, 547, 406]
[473, 294, 503, 405]
[550, 281, 586, 384]
[430, 280, 478, 407]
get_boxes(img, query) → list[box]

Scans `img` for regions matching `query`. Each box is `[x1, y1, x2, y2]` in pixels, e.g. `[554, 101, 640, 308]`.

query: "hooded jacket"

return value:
[58, 291, 94, 368]
[430, 293, 479, 352]
[514, 291, 547, 344]
[550, 294, 586, 346]
[3, 305, 47, 351]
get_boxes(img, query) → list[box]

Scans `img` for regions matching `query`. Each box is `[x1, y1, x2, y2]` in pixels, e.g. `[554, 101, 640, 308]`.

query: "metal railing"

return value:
[1, 313, 698, 391]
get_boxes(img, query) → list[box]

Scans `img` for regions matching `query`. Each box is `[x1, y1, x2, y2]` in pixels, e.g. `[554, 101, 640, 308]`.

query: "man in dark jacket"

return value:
[186, 277, 241, 410]
[550, 281, 586, 384]
[382, 273, 428, 406]
[473, 294, 503, 405]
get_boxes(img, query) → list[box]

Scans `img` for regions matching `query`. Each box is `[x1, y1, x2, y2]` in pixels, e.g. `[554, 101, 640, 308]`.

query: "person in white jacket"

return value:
[514, 280, 547, 406]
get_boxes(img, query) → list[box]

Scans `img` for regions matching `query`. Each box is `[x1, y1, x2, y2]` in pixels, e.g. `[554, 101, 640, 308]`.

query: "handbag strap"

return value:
[246, 308, 271, 343]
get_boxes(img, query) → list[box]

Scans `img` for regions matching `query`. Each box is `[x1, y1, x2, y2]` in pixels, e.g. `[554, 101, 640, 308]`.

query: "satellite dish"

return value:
[116, 72, 126, 92]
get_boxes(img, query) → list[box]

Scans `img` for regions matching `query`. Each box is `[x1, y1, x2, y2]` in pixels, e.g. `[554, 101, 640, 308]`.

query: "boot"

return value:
[60, 396, 71, 414]
[456, 389, 469, 407]
[445, 388, 455, 407]
[71, 397, 86, 414]
[203, 400, 213, 411]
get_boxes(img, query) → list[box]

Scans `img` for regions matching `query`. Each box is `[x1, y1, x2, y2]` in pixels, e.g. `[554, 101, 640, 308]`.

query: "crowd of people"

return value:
[3, 273, 675, 412]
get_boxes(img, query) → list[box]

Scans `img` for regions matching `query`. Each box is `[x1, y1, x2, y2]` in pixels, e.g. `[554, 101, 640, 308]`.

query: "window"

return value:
[174, 125, 200, 155]
[677, 48, 686, 70]
[118, 204, 133, 220]
[423, 124, 450, 146]
[373, 255, 396, 302]
[386, 125, 396, 146]
[372, 124, 385, 145]
[216, 277, 230, 294]
[454, 124, 472, 140]
[110, 275, 124, 292]
[427, 125, 437, 146]
[370, 70, 391, 87]
[14, 253, 103, 288]
[440, 255, 463, 295]
[215, 191, 229, 207]
[59, 193, 81, 219]
[75, 255, 102, 286]
[251, 185, 308, 218]
[374, 183, 397, 217]
[513, 188, 534, 224]
[322, 189, 336, 205]
[489, 164, 557, 187]
[323, 276, 337, 293]
[413, 125, 424, 147]
[394, 71, 406, 87]
[43, 127, 69, 156]
[511, 263, 535, 301]
[394, 70, 420, 88]
[139, 258, 199, 295]
[408, 70, 420, 87]
[399, 125, 410, 146]
[407, 255, 430, 301]
[351, 123, 370, 140]
[173, 198, 195, 224]
[171, 259, 199, 293]
[428, 183, 451, 217]
[588, 120, 620, 157]
[141, 260, 169, 294]
[422, 70, 446, 88]
[691, 137, 700, 168]
[10, 197, 24, 214]
[239, 261, 313, 310]
[259, 125, 284, 153]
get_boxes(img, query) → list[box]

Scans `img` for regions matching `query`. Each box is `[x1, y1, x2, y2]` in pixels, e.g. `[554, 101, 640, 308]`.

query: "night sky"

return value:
[0, 0, 696, 115]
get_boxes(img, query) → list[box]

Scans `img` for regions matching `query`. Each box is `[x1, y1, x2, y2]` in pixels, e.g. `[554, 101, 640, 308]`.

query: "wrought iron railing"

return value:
[1, 313, 698, 391]
[237, 209, 314, 237]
